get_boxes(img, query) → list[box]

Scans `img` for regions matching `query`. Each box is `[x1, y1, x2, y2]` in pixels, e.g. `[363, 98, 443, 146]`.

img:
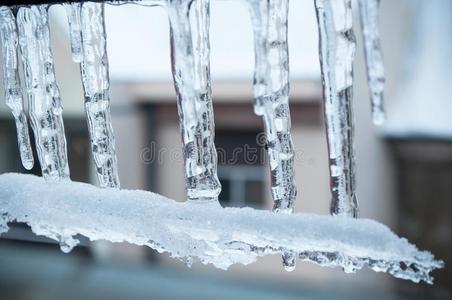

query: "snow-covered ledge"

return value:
[0, 173, 443, 284]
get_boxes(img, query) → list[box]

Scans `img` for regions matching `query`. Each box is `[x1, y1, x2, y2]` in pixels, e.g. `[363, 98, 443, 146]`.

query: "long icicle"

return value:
[314, 0, 358, 217]
[80, 3, 120, 188]
[64, 2, 83, 63]
[358, 0, 385, 125]
[17, 5, 69, 181]
[166, 0, 221, 202]
[0, 7, 34, 170]
[247, 0, 297, 270]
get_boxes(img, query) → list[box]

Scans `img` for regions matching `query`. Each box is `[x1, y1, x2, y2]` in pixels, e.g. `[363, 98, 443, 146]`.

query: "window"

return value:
[215, 130, 266, 208]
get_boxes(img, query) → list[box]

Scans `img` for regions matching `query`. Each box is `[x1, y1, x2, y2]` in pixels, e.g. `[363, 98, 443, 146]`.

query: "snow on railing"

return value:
[0, 173, 444, 284]
[0, 0, 443, 284]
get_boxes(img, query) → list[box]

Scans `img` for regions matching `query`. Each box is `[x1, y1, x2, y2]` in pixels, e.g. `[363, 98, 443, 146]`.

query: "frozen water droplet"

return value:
[59, 241, 73, 253]
[283, 252, 296, 272]
[372, 106, 385, 126]
[0, 213, 9, 234]
[58, 235, 79, 253]
[185, 257, 193, 268]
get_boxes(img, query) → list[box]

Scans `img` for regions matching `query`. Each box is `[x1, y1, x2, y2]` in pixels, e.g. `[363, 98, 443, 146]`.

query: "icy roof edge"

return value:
[0, 173, 443, 284]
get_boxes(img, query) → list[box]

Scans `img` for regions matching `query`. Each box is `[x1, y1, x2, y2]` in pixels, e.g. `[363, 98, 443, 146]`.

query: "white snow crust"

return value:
[0, 173, 443, 284]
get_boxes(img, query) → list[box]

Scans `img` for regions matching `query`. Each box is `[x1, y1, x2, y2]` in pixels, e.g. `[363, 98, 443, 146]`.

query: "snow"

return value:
[0, 173, 443, 284]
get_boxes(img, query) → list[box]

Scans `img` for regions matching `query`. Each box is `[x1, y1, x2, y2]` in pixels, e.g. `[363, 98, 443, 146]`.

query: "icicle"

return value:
[247, 0, 297, 271]
[58, 234, 79, 253]
[17, 5, 69, 181]
[0, 7, 34, 170]
[166, 0, 221, 201]
[80, 3, 120, 188]
[358, 0, 385, 125]
[247, 0, 296, 218]
[314, 0, 358, 217]
[64, 2, 83, 63]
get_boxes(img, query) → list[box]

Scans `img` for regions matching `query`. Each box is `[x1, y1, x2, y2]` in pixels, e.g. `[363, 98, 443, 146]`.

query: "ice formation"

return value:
[358, 0, 385, 125]
[0, 7, 34, 170]
[314, 0, 358, 218]
[78, 3, 120, 188]
[0, 173, 444, 284]
[166, 0, 221, 201]
[247, 0, 297, 270]
[247, 0, 296, 214]
[0, 0, 439, 285]
[64, 3, 83, 63]
[17, 5, 69, 181]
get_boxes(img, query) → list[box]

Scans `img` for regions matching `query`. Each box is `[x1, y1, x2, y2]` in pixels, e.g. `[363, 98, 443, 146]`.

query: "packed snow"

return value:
[0, 173, 443, 284]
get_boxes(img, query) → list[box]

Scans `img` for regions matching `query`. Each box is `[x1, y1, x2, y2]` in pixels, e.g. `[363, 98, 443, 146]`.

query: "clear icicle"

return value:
[80, 3, 120, 188]
[358, 0, 385, 125]
[0, 7, 34, 170]
[17, 5, 69, 181]
[247, 0, 297, 271]
[166, 0, 221, 201]
[314, 0, 358, 217]
[64, 2, 83, 63]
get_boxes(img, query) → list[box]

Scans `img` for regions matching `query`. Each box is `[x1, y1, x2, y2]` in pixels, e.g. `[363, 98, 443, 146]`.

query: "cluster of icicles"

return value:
[1, 0, 385, 272]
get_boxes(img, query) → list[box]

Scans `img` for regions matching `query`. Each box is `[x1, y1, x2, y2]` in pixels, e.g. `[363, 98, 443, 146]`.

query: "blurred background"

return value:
[0, 0, 451, 299]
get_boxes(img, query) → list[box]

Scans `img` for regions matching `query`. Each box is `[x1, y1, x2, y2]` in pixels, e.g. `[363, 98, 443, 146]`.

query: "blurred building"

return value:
[0, 0, 450, 299]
